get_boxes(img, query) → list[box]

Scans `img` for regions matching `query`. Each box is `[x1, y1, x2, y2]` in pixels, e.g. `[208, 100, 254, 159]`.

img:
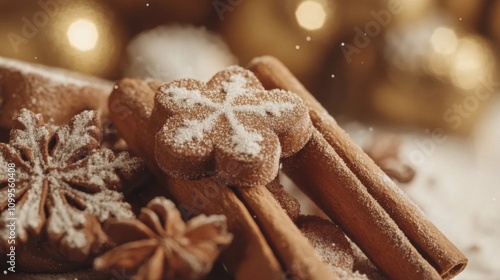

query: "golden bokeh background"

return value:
[0, 0, 498, 134]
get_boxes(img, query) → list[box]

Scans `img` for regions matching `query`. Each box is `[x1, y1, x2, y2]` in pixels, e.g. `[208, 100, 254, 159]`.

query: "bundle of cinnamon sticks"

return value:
[248, 56, 467, 280]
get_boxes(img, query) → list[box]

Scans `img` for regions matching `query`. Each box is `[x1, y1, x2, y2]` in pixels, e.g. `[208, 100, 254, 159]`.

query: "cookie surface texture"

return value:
[153, 66, 312, 187]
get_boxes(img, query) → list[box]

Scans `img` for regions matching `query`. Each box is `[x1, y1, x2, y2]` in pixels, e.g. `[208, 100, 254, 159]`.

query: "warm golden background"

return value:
[1, 0, 499, 133]
[1, 1, 499, 278]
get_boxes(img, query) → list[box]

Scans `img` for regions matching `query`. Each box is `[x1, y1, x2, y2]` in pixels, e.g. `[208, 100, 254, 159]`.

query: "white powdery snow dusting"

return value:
[165, 74, 295, 156]
[123, 25, 237, 82]
[0, 56, 112, 90]
[340, 96, 500, 280]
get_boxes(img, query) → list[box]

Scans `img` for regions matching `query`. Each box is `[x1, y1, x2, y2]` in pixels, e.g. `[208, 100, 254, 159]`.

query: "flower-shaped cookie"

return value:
[152, 66, 312, 186]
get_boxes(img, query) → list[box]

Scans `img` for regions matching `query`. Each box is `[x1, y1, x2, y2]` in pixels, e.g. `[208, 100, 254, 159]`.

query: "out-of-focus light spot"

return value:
[431, 27, 457, 55]
[306, 36, 311, 41]
[451, 38, 490, 89]
[295, 1, 327, 30]
[341, 42, 345, 46]
[295, 45, 300, 49]
[331, 74, 335, 78]
[67, 19, 99, 51]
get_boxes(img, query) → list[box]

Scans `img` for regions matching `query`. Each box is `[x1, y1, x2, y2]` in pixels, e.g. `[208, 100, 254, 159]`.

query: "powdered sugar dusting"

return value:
[0, 109, 143, 260]
[297, 215, 355, 275]
[163, 74, 295, 156]
[0, 56, 111, 90]
[50, 111, 98, 165]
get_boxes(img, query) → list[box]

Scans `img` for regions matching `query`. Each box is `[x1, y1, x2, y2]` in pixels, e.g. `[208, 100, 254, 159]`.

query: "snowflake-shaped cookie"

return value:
[152, 66, 312, 186]
[0, 109, 144, 262]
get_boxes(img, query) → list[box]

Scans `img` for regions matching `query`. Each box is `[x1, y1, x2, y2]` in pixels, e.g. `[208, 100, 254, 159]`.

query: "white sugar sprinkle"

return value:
[162, 73, 295, 156]
[0, 56, 112, 90]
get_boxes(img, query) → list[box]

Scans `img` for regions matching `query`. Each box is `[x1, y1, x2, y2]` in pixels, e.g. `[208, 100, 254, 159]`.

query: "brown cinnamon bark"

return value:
[248, 56, 467, 280]
[235, 185, 333, 280]
[108, 78, 333, 280]
[283, 129, 441, 280]
[165, 177, 284, 280]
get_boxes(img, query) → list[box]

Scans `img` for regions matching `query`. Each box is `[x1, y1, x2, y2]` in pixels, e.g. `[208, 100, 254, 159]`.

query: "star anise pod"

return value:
[94, 197, 233, 280]
[0, 109, 145, 262]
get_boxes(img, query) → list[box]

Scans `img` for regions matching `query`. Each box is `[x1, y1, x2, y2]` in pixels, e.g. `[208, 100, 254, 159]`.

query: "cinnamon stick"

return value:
[248, 56, 467, 279]
[235, 185, 332, 280]
[165, 177, 284, 280]
[108, 78, 333, 280]
[284, 129, 441, 280]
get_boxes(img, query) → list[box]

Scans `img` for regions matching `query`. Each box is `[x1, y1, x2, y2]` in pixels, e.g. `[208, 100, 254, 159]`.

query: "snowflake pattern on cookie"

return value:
[0, 109, 144, 262]
[153, 66, 312, 187]
[168, 74, 294, 155]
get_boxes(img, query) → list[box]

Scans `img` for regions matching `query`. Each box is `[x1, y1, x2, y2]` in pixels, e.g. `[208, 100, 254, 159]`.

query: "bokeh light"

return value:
[67, 19, 99, 51]
[450, 37, 491, 89]
[295, 0, 327, 30]
[44, 1, 125, 78]
[431, 27, 457, 55]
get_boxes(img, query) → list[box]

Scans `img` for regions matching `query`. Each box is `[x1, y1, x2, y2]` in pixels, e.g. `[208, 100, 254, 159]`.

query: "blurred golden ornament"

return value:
[375, 18, 496, 133]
